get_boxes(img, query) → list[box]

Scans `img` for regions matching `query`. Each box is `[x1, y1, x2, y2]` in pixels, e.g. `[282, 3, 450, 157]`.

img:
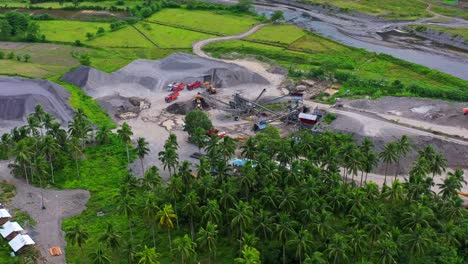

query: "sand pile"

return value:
[0, 77, 74, 133]
[62, 53, 269, 99]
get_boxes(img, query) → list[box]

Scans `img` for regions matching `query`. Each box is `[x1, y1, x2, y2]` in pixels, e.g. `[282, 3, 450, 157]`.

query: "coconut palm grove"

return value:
[0, 106, 466, 263]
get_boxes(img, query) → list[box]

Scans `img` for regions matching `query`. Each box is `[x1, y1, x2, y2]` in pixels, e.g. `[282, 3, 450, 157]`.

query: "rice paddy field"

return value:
[146, 8, 260, 35]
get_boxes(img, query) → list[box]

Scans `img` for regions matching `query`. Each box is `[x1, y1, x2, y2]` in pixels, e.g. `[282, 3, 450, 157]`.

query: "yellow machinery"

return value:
[204, 81, 217, 94]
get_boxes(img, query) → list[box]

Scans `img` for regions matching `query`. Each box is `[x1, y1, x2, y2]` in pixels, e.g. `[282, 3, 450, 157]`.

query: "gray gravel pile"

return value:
[61, 53, 269, 113]
[348, 96, 468, 129]
[0, 77, 74, 131]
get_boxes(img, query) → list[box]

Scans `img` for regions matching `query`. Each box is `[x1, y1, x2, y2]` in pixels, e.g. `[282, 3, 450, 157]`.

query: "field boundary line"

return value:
[130, 24, 161, 48]
[144, 20, 224, 36]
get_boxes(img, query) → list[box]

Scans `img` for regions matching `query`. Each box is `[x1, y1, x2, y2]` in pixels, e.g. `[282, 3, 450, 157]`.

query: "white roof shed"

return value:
[0, 209, 11, 218]
[0, 221, 23, 238]
[8, 234, 35, 252]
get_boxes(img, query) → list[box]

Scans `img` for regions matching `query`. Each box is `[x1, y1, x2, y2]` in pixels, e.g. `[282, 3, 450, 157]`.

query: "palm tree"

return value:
[65, 223, 89, 257]
[183, 191, 200, 240]
[90, 244, 111, 264]
[379, 142, 398, 185]
[401, 203, 434, 230]
[69, 137, 83, 178]
[13, 140, 32, 184]
[219, 136, 236, 162]
[117, 122, 133, 163]
[68, 111, 92, 148]
[172, 234, 197, 264]
[157, 204, 177, 250]
[136, 137, 150, 174]
[275, 212, 297, 264]
[116, 193, 136, 241]
[438, 168, 466, 199]
[40, 135, 60, 183]
[373, 238, 397, 264]
[197, 222, 218, 264]
[428, 151, 447, 179]
[361, 150, 378, 185]
[234, 245, 261, 264]
[229, 201, 254, 245]
[142, 193, 160, 247]
[158, 146, 178, 175]
[135, 246, 161, 264]
[394, 135, 412, 179]
[201, 199, 222, 226]
[179, 160, 194, 192]
[141, 166, 161, 192]
[96, 125, 112, 145]
[241, 137, 257, 159]
[325, 234, 350, 264]
[402, 227, 432, 260]
[287, 228, 314, 264]
[99, 223, 121, 261]
[254, 209, 273, 240]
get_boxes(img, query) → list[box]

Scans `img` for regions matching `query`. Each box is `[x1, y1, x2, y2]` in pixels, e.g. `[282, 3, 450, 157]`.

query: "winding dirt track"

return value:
[192, 23, 268, 58]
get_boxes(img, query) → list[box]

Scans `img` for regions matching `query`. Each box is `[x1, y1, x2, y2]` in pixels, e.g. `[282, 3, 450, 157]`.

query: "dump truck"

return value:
[463, 108, 468, 115]
[165, 92, 179, 103]
[168, 83, 186, 93]
[187, 81, 202, 91]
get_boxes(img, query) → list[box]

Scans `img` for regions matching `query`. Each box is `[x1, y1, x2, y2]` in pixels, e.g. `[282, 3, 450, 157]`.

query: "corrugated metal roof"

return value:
[8, 234, 35, 252]
[1, 221, 23, 238]
[0, 209, 11, 218]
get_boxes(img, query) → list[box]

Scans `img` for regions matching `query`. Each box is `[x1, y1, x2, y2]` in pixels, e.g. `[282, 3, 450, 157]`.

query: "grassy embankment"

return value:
[206, 24, 468, 101]
[306, 0, 468, 20]
[407, 24, 468, 39]
[0, 1, 142, 9]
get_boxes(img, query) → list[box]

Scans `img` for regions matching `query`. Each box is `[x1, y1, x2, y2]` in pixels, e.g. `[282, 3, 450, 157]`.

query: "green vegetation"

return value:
[147, 8, 260, 35]
[307, 0, 431, 20]
[37, 20, 109, 43]
[408, 24, 468, 39]
[48, 76, 115, 128]
[135, 22, 214, 48]
[86, 26, 154, 48]
[323, 112, 337, 124]
[431, 4, 468, 20]
[205, 24, 468, 102]
[0, 180, 15, 202]
[245, 24, 306, 46]
[1, 105, 467, 263]
[0, 11, 43, 41]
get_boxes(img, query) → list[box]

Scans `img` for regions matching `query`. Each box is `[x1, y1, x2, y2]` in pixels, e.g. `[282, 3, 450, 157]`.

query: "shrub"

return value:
[0, 51, 4, 59]
[116, 0, 125, 5]
[79, 53, 91, 66]
[184, 110, 213, 136]
[323, 113, 337, 124]
[97, 27, 105, 35]
[7, 51, 14, 59]
[74, 40, 82, 46]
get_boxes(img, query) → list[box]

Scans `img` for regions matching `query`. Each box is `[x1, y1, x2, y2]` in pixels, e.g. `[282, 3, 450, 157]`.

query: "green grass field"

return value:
[86, 26, 154, 48]
[147, 8, 260, 35]
[245, 24, 306, 45]
[0, 42, 87, 78]
[38, 20, 110, 43]
[135, 22, 214, 48]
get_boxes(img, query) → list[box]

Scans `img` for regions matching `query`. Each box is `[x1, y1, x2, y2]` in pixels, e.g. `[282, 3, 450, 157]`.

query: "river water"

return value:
[255, 5, 468, 80]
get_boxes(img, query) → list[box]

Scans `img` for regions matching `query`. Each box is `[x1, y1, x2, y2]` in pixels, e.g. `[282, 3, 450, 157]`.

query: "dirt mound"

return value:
[0, 77, 73, 123]
[97, 95, 150, 120]
[167, 98, 210, 115]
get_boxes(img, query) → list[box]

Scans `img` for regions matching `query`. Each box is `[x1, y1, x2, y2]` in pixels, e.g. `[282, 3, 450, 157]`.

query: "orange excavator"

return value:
[204, 81, 216, 94]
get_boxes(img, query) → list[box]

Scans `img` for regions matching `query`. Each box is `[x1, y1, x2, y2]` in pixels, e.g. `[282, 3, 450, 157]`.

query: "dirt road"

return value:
[192, 23, 267, 58]
[0, 161, 89, 264]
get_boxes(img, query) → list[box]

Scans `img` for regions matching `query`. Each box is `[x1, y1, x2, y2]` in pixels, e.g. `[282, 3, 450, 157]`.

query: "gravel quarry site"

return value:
[0, 77, 74, 134]
[0, 1, 467, 262]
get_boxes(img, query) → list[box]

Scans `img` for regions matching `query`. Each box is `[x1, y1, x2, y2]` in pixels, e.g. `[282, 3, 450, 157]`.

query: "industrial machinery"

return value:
[168, 83, 186, 93]
[204, 81, 217, 94]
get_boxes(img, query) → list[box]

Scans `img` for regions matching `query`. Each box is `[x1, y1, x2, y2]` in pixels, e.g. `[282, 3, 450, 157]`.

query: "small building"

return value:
[298, 112, 318, 125]
[8, 234, 35, 254]
[1, 221, 23, 241]
[0, 209, 12, 225]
